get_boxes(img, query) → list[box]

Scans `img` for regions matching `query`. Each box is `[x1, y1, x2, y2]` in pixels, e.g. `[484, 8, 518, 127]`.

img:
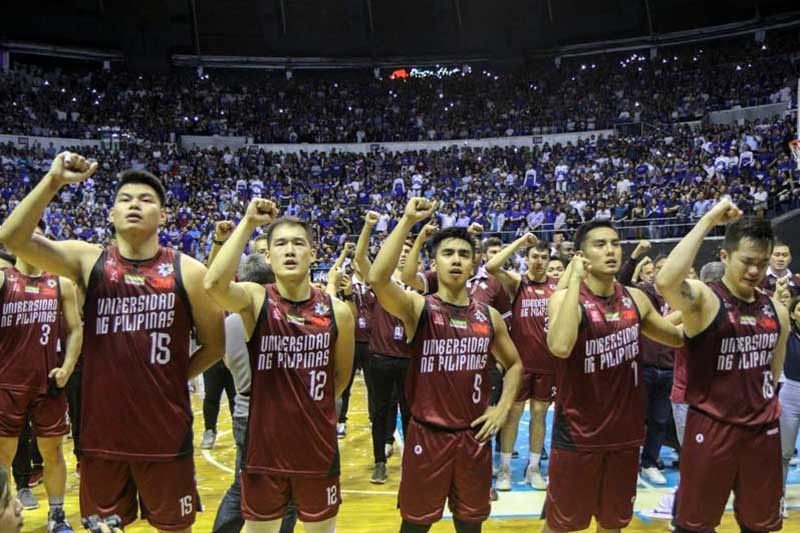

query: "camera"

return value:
[81, 515, 122, 532]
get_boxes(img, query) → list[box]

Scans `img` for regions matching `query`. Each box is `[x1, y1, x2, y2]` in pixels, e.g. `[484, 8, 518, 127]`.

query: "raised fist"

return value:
[403, 197, 437, 223]
[343, 242, 356, 256]
[632, 239, 651, 258]
[569, 254, 592, 282]
[704, 197, 742, 227]
[214, 220, 235, 242]
[467, 222, 484, 235]
[419, 223, 439, 241]
[245, 198, 278, 226]
[364, 211, 380, 226]
[522, 232, 538, 247]
[48, 152, 98, 187]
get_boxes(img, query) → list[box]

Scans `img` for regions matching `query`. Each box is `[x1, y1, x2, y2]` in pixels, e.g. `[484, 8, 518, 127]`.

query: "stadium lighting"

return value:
[43, 80, 49, 86]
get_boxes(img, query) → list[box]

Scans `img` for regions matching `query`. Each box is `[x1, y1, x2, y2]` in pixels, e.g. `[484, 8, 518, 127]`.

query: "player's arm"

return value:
[547, 255, 590, 358]
[656, 198, 742, 335]
[204, 198, 277, 316]
[485, 233, 534, 296]
[472, 306, 522, 442]
[771, 297, 790, 383]
[206, 221, 235, 267]
[49, 277, 83, 388]
[618, 239, 650, 285]
[401, 222, 438, 292]
[332, 297, 355, 399]
[354, 211, 377, 281]
[629, 287, 683, 348]
[183, 255, 227, 379]
[325, 242, 353, 296]
[367, 198, 434, 336]
[0, 153, 101, 283]
[631, 256, 652, 285]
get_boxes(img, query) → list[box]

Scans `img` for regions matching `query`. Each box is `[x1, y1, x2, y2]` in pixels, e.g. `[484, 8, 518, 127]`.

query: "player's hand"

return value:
[47, 152, 98, 187]
[632, 239, 651, 258]
[471, 405, 509, 442]
[467, 222, 484, 235]
[419, 223, 439, 241]
[343, 242, 355, 256]
[245, 198, 278, 226]
[522, 232, 538, 247]
[569, 254, 592, 282]
[339, 273, 353, 296]
[364, 211, 380, 226]
[403, 197, 437, 223]
[214, 221, 235, 242]
[703, 197, 742, 227]
[48, 367, 71, 388]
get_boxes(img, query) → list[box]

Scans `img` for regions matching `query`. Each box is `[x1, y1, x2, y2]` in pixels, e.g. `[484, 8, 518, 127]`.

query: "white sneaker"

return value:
[336, 423, 346, 438]
[496, 466, 512, 491]
[641, 466, 667, 485]
[525, 465, 547, 490]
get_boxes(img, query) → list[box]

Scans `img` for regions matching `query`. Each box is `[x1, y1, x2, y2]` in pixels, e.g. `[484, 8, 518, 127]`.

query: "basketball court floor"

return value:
[19, 374, 799, 531]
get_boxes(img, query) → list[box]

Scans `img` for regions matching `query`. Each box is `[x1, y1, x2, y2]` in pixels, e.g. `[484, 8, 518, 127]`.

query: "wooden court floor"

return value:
[20, 374, 792, 532]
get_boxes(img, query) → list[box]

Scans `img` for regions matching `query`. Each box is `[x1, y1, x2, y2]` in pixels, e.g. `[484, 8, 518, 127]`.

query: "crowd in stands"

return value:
[1, 114, 798, 272]
[1, 31, 798, 143]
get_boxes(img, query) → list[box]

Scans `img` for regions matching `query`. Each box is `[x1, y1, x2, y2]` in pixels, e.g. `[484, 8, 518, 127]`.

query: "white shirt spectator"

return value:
[739, 150, 754, 167]
[440, 212, 457, 229]
[376, 213, 390, 233]
[616, 177, 632, 197]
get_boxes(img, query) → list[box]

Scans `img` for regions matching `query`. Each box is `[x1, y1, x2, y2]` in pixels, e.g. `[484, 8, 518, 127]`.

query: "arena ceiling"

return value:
[1, 0, 798, 68]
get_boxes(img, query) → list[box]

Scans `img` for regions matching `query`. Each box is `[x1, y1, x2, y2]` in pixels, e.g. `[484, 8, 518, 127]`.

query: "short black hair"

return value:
[528, 240, 550, 256]
[574, 220, 618, 250]
[264, 217, 314, 246]
[481, 237, 503, 254]
[773, 239, 790, 250]
[430, 227, 476, 258]
[0, 249, 15, 265]
[548, 256, 567, 268]
[116, 169, 167, 206]
[722, 217, 774, 254]
[253, 234, 269, 244]
[238, 254, 275, 284]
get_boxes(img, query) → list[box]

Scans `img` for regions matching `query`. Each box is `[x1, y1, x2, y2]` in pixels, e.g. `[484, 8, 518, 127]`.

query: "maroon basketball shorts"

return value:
[676, 408, 782, 532]
[241, 472, 340, 522]
[79, 454, 199, 531]
[398, 418, 492, 525]
[545, 446, 639, 531]
[0, 387, 68, 437]
[516, 371, 556, 403]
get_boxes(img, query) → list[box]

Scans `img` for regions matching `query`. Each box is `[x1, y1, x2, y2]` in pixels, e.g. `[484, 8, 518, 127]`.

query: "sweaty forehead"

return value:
[586, 227, 619, 243]
[271, 223, 310, 243]
[438, 237, 473, 253]
[116, 183, 160, 199]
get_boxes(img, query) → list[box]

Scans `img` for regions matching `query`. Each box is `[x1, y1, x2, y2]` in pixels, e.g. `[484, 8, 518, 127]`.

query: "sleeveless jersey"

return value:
[353, 281, 375, 344]
[407, 295, 494, 430]
[510, 275, 557, 375]
[638, 282, 675, 368]
[553, 282, 644, 450]
[670, 346, 688, 403]
[246, 284, 339, 476]
[82, 246, 194, 461]
[369, 281, 410, 357]
[422, 268, 512, 320]
[0, 268, 61, 393]
[684, 281, 781, 425]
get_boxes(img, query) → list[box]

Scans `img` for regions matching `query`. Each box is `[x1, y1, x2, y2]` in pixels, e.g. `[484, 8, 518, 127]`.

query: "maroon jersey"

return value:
[684, 281, 781, 425]
[553, 282, 644, 450]
[82, 246, 194, 461]
[353, 281, 375, 344]
[510, 275, 557, 375]
[671, 346, 688, 403]
[0, 268, 61, 393]
[421, 267, 512, 321]
[638, 282, 675, 368]
[760, 270, 800, 297]
[407, 295, 494, 429]
[369, 279, 410, 357]
[246, 284, 339, 476]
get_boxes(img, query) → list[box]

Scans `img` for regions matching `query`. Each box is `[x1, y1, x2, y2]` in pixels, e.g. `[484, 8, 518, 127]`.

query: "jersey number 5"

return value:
[149, 332, 172, 365]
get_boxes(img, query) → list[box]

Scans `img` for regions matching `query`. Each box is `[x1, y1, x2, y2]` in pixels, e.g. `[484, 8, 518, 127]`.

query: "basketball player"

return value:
[544, 219, 683, 533]
[203, 198, 354, 533]
[0, 221, 82, 532]
[369, 198, 522, 532]
[0, 466, 24, 533]
[656, 199, 789, 532]
[546, 258, 566, 281]
[485, 233, 555, 490]
[0, 152, 226, 532]
[355, 211, 413, 484]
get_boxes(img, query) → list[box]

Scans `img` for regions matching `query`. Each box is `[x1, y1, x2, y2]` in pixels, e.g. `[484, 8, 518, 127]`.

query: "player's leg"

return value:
[0, 437, 18, 481]
[301, 517, 336, 533]
[368, 355, 395, 481]
[450, 430, 492, 529]
[244, 519, 283, 533]
[453, 518, 482, 532]
[400, 522, 431, 533]
[65, 365, 82, 469]
[201, 360, 227, 448]
[497, 400, 524, 491]
[733, 419, 782, 532]
[79, 457, 139, 527]
[36, 436, 67, 524]
[595, 447, 639, 532]
[543, 448, 601, 532]
[11, 424, 35, 509]
[527, 399, 550, 489]
[779, 381, 800, 497]
[212, 416, 247, 533]
[394, 358, 411, 438]
[222, 364, 236, 420]
[131, 456, 199, 532]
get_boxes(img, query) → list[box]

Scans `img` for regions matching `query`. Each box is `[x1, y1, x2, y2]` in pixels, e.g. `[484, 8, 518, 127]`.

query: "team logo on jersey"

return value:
[157, 263, 174, 277]
[604, 311, 620, 322]
[124, 274, 146, 286]
[414, 445, 423, 455]
[286, 313, 305, 325]
[622, 297, 633, 309]
[24, 285, 40, 294]
[535, 289, 545, 295]
[739, 315, 756, 326]
[449, 318, 467, 329]
[474, 310, 488, 323]
[314, 302, 330, 316]
[761, 305, 774, 318]
[433, 313, 445, 326]
[479, 282, 488, 290]
[46, 279, 57, 288]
